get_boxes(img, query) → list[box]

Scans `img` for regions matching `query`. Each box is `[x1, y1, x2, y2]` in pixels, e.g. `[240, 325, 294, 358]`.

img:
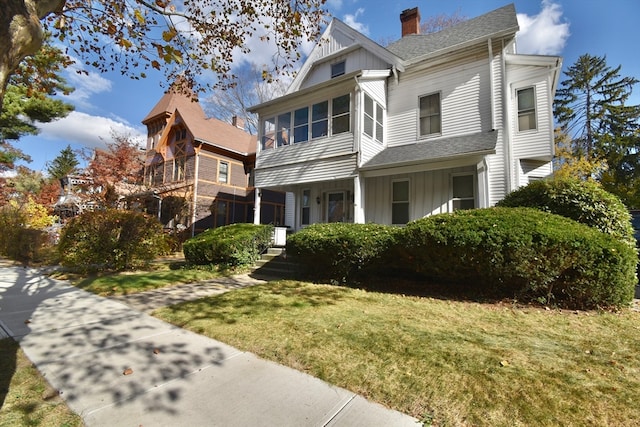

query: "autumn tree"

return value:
[47, 144, 79, 179]
[0, 0, 328, 108]
[85, 132, 145, 207]
[420, 9, 466, 34]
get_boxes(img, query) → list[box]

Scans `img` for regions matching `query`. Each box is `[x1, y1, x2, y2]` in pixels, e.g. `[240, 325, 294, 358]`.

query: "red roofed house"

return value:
[141, 86, 285, 236]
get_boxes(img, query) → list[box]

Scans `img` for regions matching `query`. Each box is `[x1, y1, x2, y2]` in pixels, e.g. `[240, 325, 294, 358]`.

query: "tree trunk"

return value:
[0, 0, 66, 108]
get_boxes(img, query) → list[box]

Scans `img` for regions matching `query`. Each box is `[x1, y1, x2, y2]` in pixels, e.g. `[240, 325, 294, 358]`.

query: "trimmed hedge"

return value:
[496, 178, 635, 248]
[58, 209, 168, 272]
[286, 223, 401, 282]
[183, 223, 273, 267]
[402, 208, 636, 309]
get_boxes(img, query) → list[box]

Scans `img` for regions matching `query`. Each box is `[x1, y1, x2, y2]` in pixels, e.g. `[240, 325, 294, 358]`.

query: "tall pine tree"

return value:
[47, 145, 79, 180]
[553, 54, 640, 206]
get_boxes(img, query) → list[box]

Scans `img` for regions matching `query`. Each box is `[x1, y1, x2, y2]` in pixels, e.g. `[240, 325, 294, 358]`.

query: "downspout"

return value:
[190, 145, 200, 237]
[501, 39, 513, 192]
[488, 39, 496, 131]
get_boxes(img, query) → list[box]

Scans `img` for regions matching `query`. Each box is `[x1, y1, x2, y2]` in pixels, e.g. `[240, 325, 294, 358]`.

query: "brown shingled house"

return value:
[141, 86, 285, 236]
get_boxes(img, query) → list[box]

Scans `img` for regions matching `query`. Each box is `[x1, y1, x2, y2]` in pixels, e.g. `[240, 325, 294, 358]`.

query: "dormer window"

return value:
[331, 61, 346, 78]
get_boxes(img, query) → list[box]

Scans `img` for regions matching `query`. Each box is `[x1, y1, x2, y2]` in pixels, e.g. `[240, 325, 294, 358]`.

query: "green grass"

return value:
[52, 255, 232, 296]
[0, 339, 83, 427]
[154, 280, 640, 427]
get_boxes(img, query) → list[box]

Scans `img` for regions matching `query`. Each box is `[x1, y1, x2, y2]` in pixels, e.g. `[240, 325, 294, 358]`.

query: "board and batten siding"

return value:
[364, 166, 475, 225]
[508, 64, 554, 161]
[256, 154, 357, 188]
[301, 45, 390, 90]
[386, 57, 492, 147]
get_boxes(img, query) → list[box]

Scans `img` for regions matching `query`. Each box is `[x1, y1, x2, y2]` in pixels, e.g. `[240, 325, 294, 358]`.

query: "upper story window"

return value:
[261, 94, 351, 150]
[331, 61, 345, 78]
[219, 161, 229, 184]
[419, 93, 441, 136]
[364, 94, 384, 143]
[452, 174, 475, 211]
[517, 87, 537, 131]
[332, 94, 351, 134]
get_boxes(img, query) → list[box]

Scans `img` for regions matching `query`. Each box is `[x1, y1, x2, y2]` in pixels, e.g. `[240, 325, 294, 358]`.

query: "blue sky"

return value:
[12, 0, 640, 174]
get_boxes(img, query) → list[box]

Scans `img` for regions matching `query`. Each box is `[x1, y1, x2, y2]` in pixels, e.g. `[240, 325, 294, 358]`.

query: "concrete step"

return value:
[251, 248, 299, 280]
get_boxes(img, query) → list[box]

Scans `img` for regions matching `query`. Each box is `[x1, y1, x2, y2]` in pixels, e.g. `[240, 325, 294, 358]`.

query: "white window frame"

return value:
[391, 179, 410, 225]
[450, 173, 476, 211]
[218, 161, 229, 184]
[364, 93, 384, 143]
[419, 92, 442, 137]
[516, 86, 537, 132]
[301, 189, 311, 226]
[331, 61, 346, 78]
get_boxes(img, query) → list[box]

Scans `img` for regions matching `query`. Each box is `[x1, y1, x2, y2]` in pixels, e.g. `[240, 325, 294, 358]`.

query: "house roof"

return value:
[361, 131, 498, 170]
[143, 87, 256, 155]
[386, 4, 518, 62]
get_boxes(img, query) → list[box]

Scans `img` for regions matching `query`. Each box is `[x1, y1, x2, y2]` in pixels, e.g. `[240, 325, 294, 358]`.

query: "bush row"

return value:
[58, 209, 168, 273]
[183, 223, 274, 267]
[286, 208, 637, 309]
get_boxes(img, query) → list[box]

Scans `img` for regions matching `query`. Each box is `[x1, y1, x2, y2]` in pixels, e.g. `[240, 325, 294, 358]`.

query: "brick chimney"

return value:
[400, 7, 421, 36]
[232, 115, 245, 130]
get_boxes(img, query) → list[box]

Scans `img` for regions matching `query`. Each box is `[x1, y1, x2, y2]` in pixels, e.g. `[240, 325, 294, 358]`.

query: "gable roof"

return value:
[143, 88, 256, 155]
[361, 131, 498, 171]
[386, 4, 518, 63]
[286, 18, 403, 94]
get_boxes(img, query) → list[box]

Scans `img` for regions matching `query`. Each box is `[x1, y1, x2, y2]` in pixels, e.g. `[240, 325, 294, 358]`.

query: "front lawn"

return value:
[0, 339, 83, 427]
[154, 280, 640, 427]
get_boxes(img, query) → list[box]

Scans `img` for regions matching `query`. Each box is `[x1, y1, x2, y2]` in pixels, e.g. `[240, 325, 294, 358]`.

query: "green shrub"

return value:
[58, 209, 168, 272]
[497, 178, 635, 248]
[286, 223, 400, 283]
[401, 207, 636, 309]
[0, 208, 55, 264]
[183, 223, 273, 267]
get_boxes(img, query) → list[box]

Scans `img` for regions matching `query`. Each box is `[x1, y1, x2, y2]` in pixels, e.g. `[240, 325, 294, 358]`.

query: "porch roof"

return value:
[361, 131, 498, 170]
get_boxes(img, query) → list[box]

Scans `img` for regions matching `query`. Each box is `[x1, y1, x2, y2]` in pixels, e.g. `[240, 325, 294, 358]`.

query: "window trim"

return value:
[391, 179, 410, 225]
[301, 189, 311, 226]
[331, 61, 346, 78]
[516, 86, 537, 132]
[218, 161, 229, 184]
[363, 93, 384, 143]
[450, 173, 476, 212]
[418, 92, 442, 138]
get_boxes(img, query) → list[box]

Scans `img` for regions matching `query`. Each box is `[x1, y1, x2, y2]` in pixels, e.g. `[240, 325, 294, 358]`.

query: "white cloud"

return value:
[516, 0, 570, 55]
[35, 111, 146, 150]
[63, 61, 113, 109]
[343, 8, 369, 36]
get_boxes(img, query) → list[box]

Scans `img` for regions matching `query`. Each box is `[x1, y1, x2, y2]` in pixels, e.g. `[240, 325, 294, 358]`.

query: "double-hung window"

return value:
[452, 174, 475, 211]
[293, 107, 309, 143]
[517, 87, 537, 131]
[312, 101, 328, 138]
[219, 161, 229, 184]
[392, 180, 410, 225]
[277, 112, 291, 146]
[301, 189, 310, 225]
[332, 94, 350, 134]
[262, 117, 276, 149]
[364, 94, 384, 142]
[419, 93, 441, 136]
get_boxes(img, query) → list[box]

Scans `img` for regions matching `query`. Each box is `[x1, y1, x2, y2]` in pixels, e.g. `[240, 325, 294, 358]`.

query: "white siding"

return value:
[302, 47, 390, 90]
[364, 166, 475, 225]
[508, 64, 555, 161]
[386, 57, 492, 147]
[257, 132, 354, 169]
[486, 52, 508, 205]
[518, 160, 552, 187]
[256, 154, 357, 187]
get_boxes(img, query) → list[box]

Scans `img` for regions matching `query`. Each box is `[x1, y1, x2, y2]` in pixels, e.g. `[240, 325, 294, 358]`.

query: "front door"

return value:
[327, 192, 345, 223]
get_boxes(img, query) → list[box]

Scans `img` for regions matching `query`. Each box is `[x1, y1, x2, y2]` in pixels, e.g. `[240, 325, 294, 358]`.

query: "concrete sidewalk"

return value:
[0, 264, 419, 427]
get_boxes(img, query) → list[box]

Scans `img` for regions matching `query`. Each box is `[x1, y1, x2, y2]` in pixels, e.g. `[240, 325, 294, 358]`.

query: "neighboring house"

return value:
[141, 86, 285, 235]
[53, 174, 100, 220]
[250, 4, 561, 230]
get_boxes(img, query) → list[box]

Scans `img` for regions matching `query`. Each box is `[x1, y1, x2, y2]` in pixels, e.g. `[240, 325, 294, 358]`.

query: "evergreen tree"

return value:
[553, 54, 640, 205]
[47, 145, 79, 179]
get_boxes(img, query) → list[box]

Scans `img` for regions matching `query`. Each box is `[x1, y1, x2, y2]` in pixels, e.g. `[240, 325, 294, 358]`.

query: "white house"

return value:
[250, 4, 561, 230]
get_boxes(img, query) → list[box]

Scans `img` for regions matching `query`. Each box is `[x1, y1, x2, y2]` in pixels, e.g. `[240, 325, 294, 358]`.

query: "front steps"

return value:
[250, 247, 298, 280]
